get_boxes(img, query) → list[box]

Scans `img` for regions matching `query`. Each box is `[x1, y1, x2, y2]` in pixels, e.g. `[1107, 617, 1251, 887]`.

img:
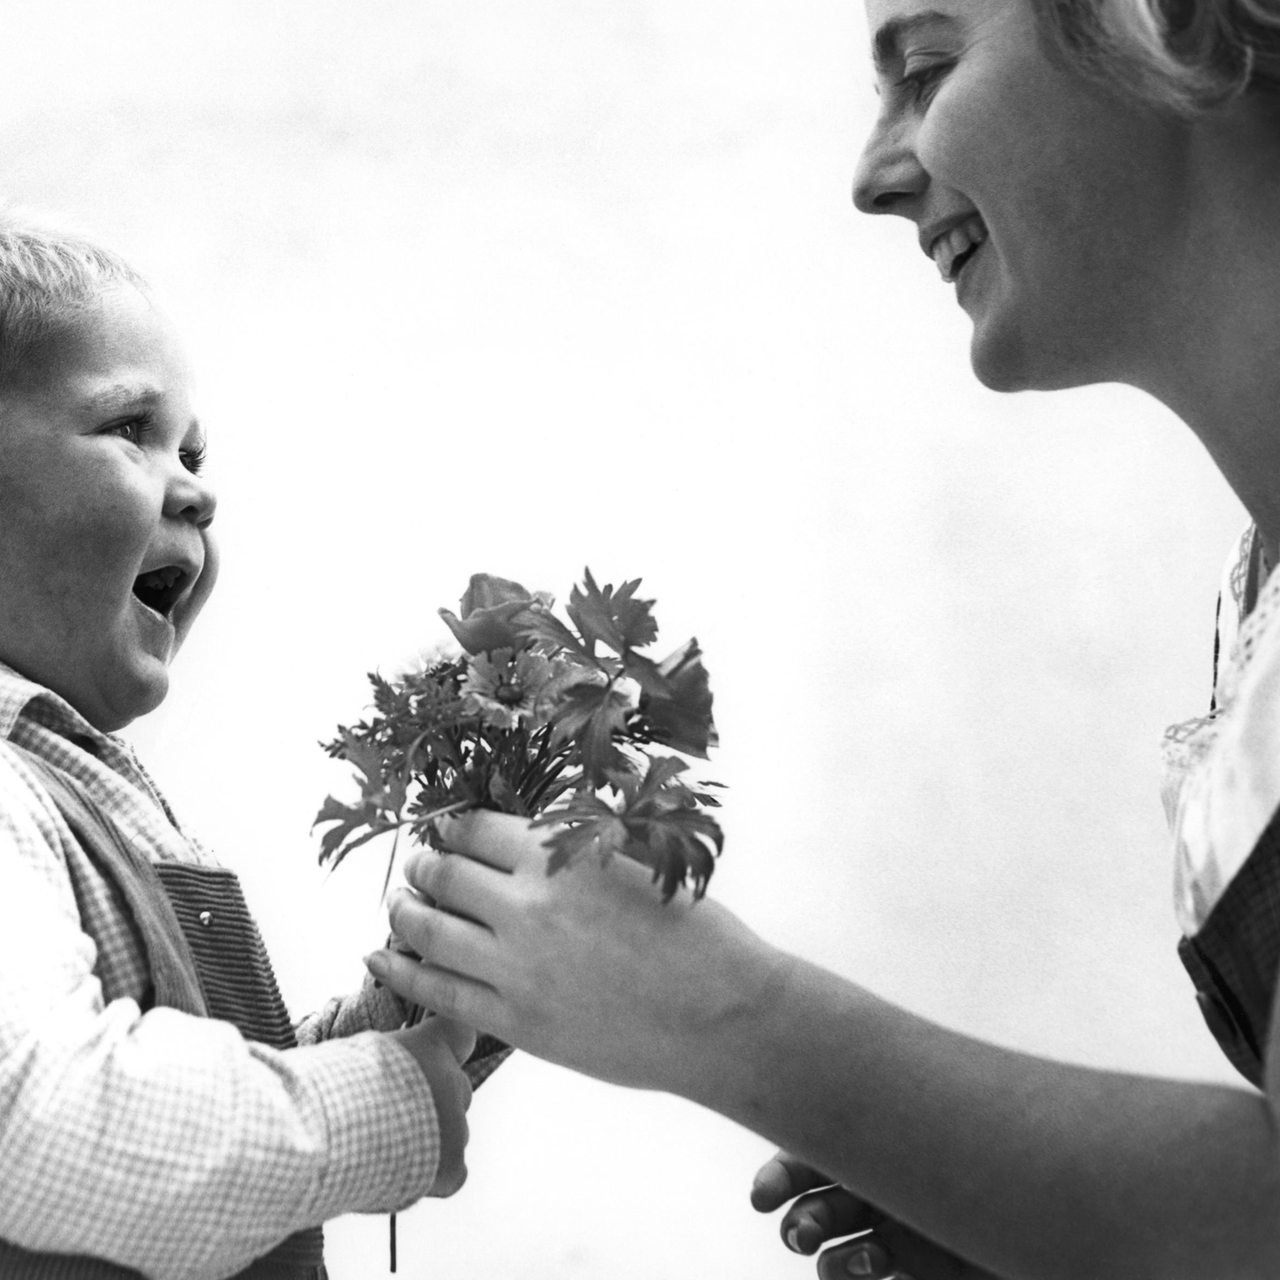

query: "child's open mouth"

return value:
[132, 566, 190, 619]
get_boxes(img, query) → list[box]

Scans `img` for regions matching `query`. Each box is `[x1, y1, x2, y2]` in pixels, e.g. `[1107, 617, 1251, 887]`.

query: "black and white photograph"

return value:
[0, 2, 1274, 1277]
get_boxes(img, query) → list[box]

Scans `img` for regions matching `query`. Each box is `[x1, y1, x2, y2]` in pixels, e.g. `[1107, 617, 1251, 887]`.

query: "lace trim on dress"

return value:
[1163, 525, 1280, 934]
[1227, 533, 1277, 696]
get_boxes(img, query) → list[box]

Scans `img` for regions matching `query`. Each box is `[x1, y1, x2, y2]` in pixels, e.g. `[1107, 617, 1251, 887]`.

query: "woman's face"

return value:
[855, 0, 1191, 392]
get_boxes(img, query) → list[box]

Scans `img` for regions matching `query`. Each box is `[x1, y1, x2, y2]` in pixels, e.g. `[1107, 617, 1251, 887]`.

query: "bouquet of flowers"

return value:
[315, 570, 724, 901]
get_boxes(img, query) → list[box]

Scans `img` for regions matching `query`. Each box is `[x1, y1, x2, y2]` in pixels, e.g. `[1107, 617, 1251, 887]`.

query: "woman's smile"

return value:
[923, 213, 988, 284]
[856, 0, 1195, 392]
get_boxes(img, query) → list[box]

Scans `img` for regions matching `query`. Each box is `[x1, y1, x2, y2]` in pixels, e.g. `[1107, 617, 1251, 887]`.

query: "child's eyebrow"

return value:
[79, 381, 164, 413]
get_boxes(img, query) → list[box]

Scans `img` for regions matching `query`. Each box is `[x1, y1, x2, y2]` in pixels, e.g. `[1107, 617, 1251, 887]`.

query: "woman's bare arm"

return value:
[370, 809, 1280, 1280]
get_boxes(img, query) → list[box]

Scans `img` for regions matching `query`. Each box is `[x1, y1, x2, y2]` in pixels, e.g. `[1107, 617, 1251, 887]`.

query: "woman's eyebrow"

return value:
[872, 11, 959, 72]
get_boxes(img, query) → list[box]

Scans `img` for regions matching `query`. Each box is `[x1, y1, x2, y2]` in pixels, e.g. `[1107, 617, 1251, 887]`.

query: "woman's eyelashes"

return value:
[895, 59, 953, 107]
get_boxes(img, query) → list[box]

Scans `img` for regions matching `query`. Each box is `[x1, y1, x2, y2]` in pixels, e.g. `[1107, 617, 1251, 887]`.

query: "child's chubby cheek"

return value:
[0, 478, 142, 618]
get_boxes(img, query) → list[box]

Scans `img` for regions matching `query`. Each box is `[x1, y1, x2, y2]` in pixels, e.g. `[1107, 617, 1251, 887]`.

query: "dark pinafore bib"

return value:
[0, 752, 326, 1280]
[1175, 528, 1280, 1090]
[1178, 802, 1280, 1089]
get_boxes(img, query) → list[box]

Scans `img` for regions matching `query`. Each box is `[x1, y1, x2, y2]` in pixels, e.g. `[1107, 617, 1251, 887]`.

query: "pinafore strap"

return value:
[0, 751, 325, 1280]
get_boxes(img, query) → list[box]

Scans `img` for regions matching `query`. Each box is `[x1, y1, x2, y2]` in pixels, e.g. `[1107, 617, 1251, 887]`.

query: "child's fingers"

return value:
[428, 1014, 478, 1066]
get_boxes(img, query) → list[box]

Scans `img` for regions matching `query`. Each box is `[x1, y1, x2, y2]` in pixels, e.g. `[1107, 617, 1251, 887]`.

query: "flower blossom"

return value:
[461, 648, 559, 730]
[439, 573, 553, 655]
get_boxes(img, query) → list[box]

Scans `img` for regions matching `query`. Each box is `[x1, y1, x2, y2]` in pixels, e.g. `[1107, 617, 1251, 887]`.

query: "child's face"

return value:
[0, 284, 218, 732]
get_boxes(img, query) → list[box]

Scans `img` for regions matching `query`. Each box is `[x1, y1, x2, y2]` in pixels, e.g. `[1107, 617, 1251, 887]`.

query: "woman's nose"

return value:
[852, 111, 927, 215]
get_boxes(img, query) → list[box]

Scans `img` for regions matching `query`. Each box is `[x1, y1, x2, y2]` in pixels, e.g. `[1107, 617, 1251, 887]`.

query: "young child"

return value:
[0, 216, 487, 1280]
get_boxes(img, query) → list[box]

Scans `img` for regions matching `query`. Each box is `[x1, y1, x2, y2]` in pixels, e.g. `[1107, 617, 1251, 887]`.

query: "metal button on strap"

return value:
[198, 910, 214, 928]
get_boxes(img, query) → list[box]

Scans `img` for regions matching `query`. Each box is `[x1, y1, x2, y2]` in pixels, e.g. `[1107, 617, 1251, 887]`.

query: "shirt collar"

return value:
[0, 661, 116, 753]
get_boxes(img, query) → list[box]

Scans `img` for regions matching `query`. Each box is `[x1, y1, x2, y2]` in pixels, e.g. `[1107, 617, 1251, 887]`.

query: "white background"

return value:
[1, 2, 1251, 1276]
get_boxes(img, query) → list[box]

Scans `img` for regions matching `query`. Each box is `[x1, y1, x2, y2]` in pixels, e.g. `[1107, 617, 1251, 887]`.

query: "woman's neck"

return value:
[1138, 99, 1280, 553]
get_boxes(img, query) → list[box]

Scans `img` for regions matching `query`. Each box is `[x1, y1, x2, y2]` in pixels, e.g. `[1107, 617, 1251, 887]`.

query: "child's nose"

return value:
[165, 467, 217, 528]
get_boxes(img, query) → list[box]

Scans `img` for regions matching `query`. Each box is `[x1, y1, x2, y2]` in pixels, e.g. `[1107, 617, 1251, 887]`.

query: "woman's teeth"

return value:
[932, 216, 988, 283]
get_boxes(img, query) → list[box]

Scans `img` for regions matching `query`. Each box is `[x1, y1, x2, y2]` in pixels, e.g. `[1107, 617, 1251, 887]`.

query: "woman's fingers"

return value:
[384, 887, 500, 988]
[432, 809, 551, 872]
[389, 809, 786, 1096]
[751, 1150, 838, 1211]
[782, 1187, 883, 1255]
[366, 947, 507, 1035]
[401, 850, 514, 933]
[818, 1222, 989, 1280]
[751, 1152, 882, 1255]
[817, 1237, 896, 1280]
[752, 1155, 978, 1277]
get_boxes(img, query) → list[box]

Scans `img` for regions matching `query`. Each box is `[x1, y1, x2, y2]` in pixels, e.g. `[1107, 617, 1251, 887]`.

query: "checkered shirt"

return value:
[0, 664, 441, 1280]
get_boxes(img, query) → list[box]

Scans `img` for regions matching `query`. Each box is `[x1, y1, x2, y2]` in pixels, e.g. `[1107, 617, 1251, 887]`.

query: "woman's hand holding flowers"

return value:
[372, 809, 791, 1100]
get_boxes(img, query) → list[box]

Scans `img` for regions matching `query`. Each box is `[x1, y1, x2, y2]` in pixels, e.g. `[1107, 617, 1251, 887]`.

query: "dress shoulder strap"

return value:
[11, 745, 207, 1017]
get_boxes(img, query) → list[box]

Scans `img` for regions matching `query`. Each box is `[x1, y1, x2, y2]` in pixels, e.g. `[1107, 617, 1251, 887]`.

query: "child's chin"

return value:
[91, 664, 172, 733]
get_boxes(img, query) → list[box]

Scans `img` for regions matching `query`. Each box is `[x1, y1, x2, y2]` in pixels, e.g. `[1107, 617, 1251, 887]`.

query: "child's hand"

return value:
[389, 1016, 477, 1196]
[751, 1151, 1004, 1279]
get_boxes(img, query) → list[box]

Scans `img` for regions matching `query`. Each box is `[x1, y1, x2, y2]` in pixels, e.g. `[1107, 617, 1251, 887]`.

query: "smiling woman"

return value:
[363, 2, 1280, 1278]
[855, 0, 1201, 395]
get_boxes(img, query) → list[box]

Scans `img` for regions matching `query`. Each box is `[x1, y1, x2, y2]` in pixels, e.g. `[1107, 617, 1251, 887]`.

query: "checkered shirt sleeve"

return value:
[0, 671, 442, 1280]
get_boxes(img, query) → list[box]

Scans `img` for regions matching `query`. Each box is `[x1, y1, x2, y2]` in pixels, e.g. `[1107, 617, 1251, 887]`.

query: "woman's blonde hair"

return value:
[1036, 0, 1280, 111]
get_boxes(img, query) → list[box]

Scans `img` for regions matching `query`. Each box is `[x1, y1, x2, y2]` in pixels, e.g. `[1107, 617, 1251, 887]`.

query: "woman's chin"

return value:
[968, 319, 1099, 395]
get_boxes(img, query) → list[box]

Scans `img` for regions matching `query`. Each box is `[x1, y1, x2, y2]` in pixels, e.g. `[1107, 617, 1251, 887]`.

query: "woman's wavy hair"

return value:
[1035, 0, 1280, 112]
[0, 214, 146, 388]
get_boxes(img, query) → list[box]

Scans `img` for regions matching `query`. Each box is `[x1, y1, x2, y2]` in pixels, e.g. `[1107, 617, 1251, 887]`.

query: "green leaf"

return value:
[486, 770, 529, 816]
[564, 569, 658, 656]
[370, 671, 399, 716]
[548, 682, 631, 784]
[529, 754, 723, 899]
[512, 607, 591, 659]
[540, 810, 630, 874]
[337, 733, 389, 793]
[312, 795, 394, 869]
[631, 753, 689, 803]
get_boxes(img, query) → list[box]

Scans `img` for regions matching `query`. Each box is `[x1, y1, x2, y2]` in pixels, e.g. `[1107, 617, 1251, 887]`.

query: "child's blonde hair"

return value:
[0, 214, 147, 387]
[1036, 0, 1280, 111]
